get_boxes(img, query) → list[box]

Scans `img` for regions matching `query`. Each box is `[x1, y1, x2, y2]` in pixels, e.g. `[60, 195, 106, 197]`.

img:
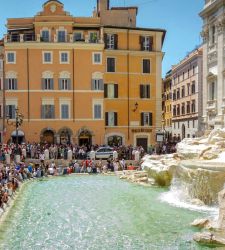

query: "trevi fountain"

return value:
[1, 129, 225, 249]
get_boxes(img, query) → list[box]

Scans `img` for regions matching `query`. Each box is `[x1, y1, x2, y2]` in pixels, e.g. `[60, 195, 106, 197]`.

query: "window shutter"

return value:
[114, 112, 118, 126]
[139, 36, 144, 51]
[141, 113, 144, 126]
[99, 79, 104, 90]
[114, 34, 118, 49]
[58, 79, 62, 90]
[149, 112, 153, 126]
[147, 85, 150, 98]
[112, 58, 115, 72]
[41, 78, 45, 90]
[149, 36, 153, 51]
[67, 79, 71, 90]
[104, 33, 108, 49]
[114, 84, 118, 98]
[91, 79, 95, 90]
[104, 84, 108, 98]
[5, 105, 9, 118]
[51, 105, 55, 118]
[140, 85, 143, 98]
[50, 79, 54, 90]
[41, 105, 44, 119]
[12, 106, 16, 119]
[14, 79, 18, 90]
[105, 112, 108, 126]
[4, 79, 8, 90]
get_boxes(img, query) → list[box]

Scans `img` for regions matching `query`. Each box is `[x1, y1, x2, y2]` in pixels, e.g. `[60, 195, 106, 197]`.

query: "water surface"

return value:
[0, 175, 216, 249]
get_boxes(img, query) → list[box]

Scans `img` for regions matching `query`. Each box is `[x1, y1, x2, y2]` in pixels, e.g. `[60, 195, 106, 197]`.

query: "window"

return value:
[211, 25, 216, 44]
[60, 52, 69, 63]
[89, 32, 98, 43]
[140, 84, 150, 98]
[173, 106, 176, 116]
[59, 79, 71, 90]
[176, 88, 180, 99]
[187, 83, 190, 95]
[140, 36, 153, 51]
[104, 84, 118, 98]
[177, 104, 180, 116]
[93, 52, 102, 64]
[191, 81, 195, 94]
[42, 78, 54, 90]
[209, 82, 215, 100]
[61, 104, 69, 119]
[143, 59, 150, 73]
[6, 105, 16, 119]
[107, 58, 115, 72]
[193, 66, 195, 75]
[41, 105, 55, 119]
[105, 34, 118, 49]
[193, 120, 195, 128]
[73, 32, 83, 42]
[181, 86, 185, 98]
[43, 52, 52, 64]
[181, 103, 185, 115]
[191, 100, 196, 113]
[94, 104, 102, 119]
[141, 112, 153, 126]
[6, 52, 16, 64]
[5, 78, 17, 90]
[91, 79, 103, 91]
[58, 30, 66, 42]
[105, 112, 118, 126]
[186, 101, 190, 114]
[41, 30, 49, 42]
[173, 91, 176, 100]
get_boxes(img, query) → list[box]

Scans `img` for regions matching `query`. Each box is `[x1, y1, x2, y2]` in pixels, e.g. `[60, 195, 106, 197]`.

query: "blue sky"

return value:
[0, 0, 204, 76]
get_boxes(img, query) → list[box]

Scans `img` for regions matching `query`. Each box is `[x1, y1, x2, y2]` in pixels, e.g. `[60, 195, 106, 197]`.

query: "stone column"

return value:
[215, 22, 224, 128]
[202, 40, 209, 129]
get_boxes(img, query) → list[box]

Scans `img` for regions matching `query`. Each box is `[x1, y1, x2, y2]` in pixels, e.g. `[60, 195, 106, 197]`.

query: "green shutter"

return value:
[105, 112, 108, 126]
[58, 79, 62, 90]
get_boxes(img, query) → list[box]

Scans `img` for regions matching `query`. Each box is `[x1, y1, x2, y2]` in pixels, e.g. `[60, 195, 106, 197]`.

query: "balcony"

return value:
[4, 33, 104, 44]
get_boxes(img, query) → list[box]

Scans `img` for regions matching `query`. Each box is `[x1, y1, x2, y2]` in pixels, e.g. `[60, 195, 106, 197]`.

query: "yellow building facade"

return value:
[3, 0, 166, 150]
[162, 70, 172, 141]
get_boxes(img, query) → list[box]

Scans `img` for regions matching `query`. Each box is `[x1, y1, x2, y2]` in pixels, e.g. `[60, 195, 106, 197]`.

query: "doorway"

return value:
[136, 138, 148, 152]
[42, 130, 54, 144]
[182, 124, 186, 139]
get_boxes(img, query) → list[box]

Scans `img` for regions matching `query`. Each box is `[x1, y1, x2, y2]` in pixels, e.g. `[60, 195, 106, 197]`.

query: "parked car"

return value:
[87, 147, 113, 159]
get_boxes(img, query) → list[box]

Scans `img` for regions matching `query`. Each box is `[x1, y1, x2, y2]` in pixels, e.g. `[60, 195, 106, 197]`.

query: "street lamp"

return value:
[132, 102, 138, 112]
[7, 108, 24, 159]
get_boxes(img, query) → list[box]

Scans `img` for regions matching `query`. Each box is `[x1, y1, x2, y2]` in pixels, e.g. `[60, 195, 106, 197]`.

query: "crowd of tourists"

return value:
[0, 143, 148, 162]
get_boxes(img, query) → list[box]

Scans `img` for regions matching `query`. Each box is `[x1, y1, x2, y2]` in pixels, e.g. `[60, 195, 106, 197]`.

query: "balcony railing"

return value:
[4, 34, 104, 44]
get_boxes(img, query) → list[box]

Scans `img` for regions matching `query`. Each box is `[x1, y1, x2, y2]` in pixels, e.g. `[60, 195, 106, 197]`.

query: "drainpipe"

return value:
[73, 48, 75, 122]
[127, 29, 130, 141]
[27, 48, 30, 121]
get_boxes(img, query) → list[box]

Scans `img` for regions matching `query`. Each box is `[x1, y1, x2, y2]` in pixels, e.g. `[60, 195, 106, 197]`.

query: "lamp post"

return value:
[7, 108, 24, 161]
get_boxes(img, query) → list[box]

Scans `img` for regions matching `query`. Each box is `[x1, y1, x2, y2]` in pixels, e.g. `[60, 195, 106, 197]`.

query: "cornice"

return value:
[4, 42, 104, 50]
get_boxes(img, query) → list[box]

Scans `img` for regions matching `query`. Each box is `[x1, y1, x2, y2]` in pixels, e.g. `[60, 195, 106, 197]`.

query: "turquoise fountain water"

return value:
[0, 175, 216, 249]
